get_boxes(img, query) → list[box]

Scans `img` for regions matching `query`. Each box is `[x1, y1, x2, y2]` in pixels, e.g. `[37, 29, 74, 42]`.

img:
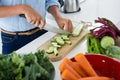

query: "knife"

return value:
[44, 23, 71, 35]
[19, 14, 71, 35]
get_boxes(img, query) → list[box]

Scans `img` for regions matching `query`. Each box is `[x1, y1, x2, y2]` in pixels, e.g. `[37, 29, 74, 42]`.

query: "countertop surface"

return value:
[16, 0, 120, 80]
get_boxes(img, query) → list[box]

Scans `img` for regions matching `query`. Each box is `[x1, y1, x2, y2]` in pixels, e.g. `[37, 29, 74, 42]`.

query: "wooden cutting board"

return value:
[37, 25, 89, 62]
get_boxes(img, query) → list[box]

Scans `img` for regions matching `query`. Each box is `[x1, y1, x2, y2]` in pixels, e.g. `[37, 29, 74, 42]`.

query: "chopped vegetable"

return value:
[51, 42, 61, 48]
[61, 35, 70, 40]
[100, 36, 115, 49]
[46, 45, 55, 53]
[65, 40, 72, 45]
[46, 34, 72, 56]
[72, 23, 83, 37]
[55, 36, 65, 45]
[53, 47, 59, 56]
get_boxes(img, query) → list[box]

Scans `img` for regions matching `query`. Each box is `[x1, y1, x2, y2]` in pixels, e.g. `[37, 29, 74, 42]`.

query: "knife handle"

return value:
[19, 14, 26, 18]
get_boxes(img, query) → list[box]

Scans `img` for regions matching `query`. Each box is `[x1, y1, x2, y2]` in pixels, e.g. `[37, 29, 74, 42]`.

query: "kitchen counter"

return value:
[17, 0, 120, 80]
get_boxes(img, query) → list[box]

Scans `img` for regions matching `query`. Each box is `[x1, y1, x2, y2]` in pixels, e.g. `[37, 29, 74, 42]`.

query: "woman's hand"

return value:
[55, 17, 73, 32]
[22, 4, 45, 29]
[47, 5, 73, 32]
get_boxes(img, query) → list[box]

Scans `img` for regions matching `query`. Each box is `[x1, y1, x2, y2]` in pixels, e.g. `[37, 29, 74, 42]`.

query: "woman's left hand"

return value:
[55, 17, 73, 32]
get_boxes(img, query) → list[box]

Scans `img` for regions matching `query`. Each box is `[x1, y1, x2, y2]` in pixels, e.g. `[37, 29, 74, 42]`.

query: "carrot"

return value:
[77, 76, 112, 80]
[59, 58, 68, 72]
[59, 60, 66, 72]
[61, 69, 78, 80]
[64, 58, 87, 77]
[75, 53, 98, 77]
[59, 59, 81, 79]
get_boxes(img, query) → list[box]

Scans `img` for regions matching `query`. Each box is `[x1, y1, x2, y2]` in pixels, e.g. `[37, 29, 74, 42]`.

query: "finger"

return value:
[68, 20, 73, 32]
[38, 19, 45, 29]
[26, 15, 35, 24]
[30, 20, 35, 25]
[59, 24, 64, 30]
[63, 20, 69, 32]
[34, 20, 39, 27]
[29, 17, 36, 25]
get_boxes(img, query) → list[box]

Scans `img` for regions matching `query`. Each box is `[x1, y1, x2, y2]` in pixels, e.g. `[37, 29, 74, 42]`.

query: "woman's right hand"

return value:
[22, 4, 45, 29]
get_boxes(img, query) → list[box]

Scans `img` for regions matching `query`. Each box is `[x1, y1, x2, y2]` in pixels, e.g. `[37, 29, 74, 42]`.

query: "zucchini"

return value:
[53, 47, 58, 56]
[46, 46, 54, 53]
[61, 35, 70, 41]
[55, 37, 65, 45]
[65, 41, 72, 45]
[46, 34, 72, 56]
[46, 45, 59, 56]
[51, 42, 61, 48]
[72, 23, 83, 37]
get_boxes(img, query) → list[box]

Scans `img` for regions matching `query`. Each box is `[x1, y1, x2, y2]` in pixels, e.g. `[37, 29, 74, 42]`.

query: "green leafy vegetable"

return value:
[0, 50, 54, 80]
[106, 46, 120, 60]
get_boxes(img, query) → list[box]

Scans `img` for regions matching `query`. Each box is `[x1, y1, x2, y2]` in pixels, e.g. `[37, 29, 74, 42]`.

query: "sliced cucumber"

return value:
[47, 34, 72, 56]
[53, 47, 58, 56]
[55, 37, 65, 45]
[46, 45, 59, 56]
[61, 35, 70, 41]
[65, 41, 72, 45]
[72, 23, 83, 37]
[46, 46, 54, 53]
[51, 42, 61, 48]
[100, 36, 115, 49]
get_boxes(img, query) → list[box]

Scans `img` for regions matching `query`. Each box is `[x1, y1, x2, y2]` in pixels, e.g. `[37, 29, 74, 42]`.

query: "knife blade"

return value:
[44, 23, 71, 35]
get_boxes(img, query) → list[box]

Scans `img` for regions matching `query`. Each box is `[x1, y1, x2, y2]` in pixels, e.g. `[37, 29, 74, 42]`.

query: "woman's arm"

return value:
[0, 5, 45, 28]
[48, 5, 73, 32]
[47, 5, 61, 21]
[0, 5, 24, 18]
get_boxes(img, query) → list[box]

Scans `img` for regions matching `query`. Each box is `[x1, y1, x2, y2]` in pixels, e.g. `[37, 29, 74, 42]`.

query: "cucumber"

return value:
[46, 45, 59, 56]
[53, 47, 58, 56]
[51, 42, 61, 48]
[61, 35, 70, 41]
[100, 36, 115, 49]
[46, 46, 54, 53]
[55, 37, 65, 45]
[65, 41, 72, 45]
[72, 23, 83, 37]
[46, 34, 72, 56]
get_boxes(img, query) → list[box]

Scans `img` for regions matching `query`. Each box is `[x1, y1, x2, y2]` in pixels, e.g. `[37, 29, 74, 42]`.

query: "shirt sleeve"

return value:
[0, 0, 2, 5]
[45, 0, 60, 10]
